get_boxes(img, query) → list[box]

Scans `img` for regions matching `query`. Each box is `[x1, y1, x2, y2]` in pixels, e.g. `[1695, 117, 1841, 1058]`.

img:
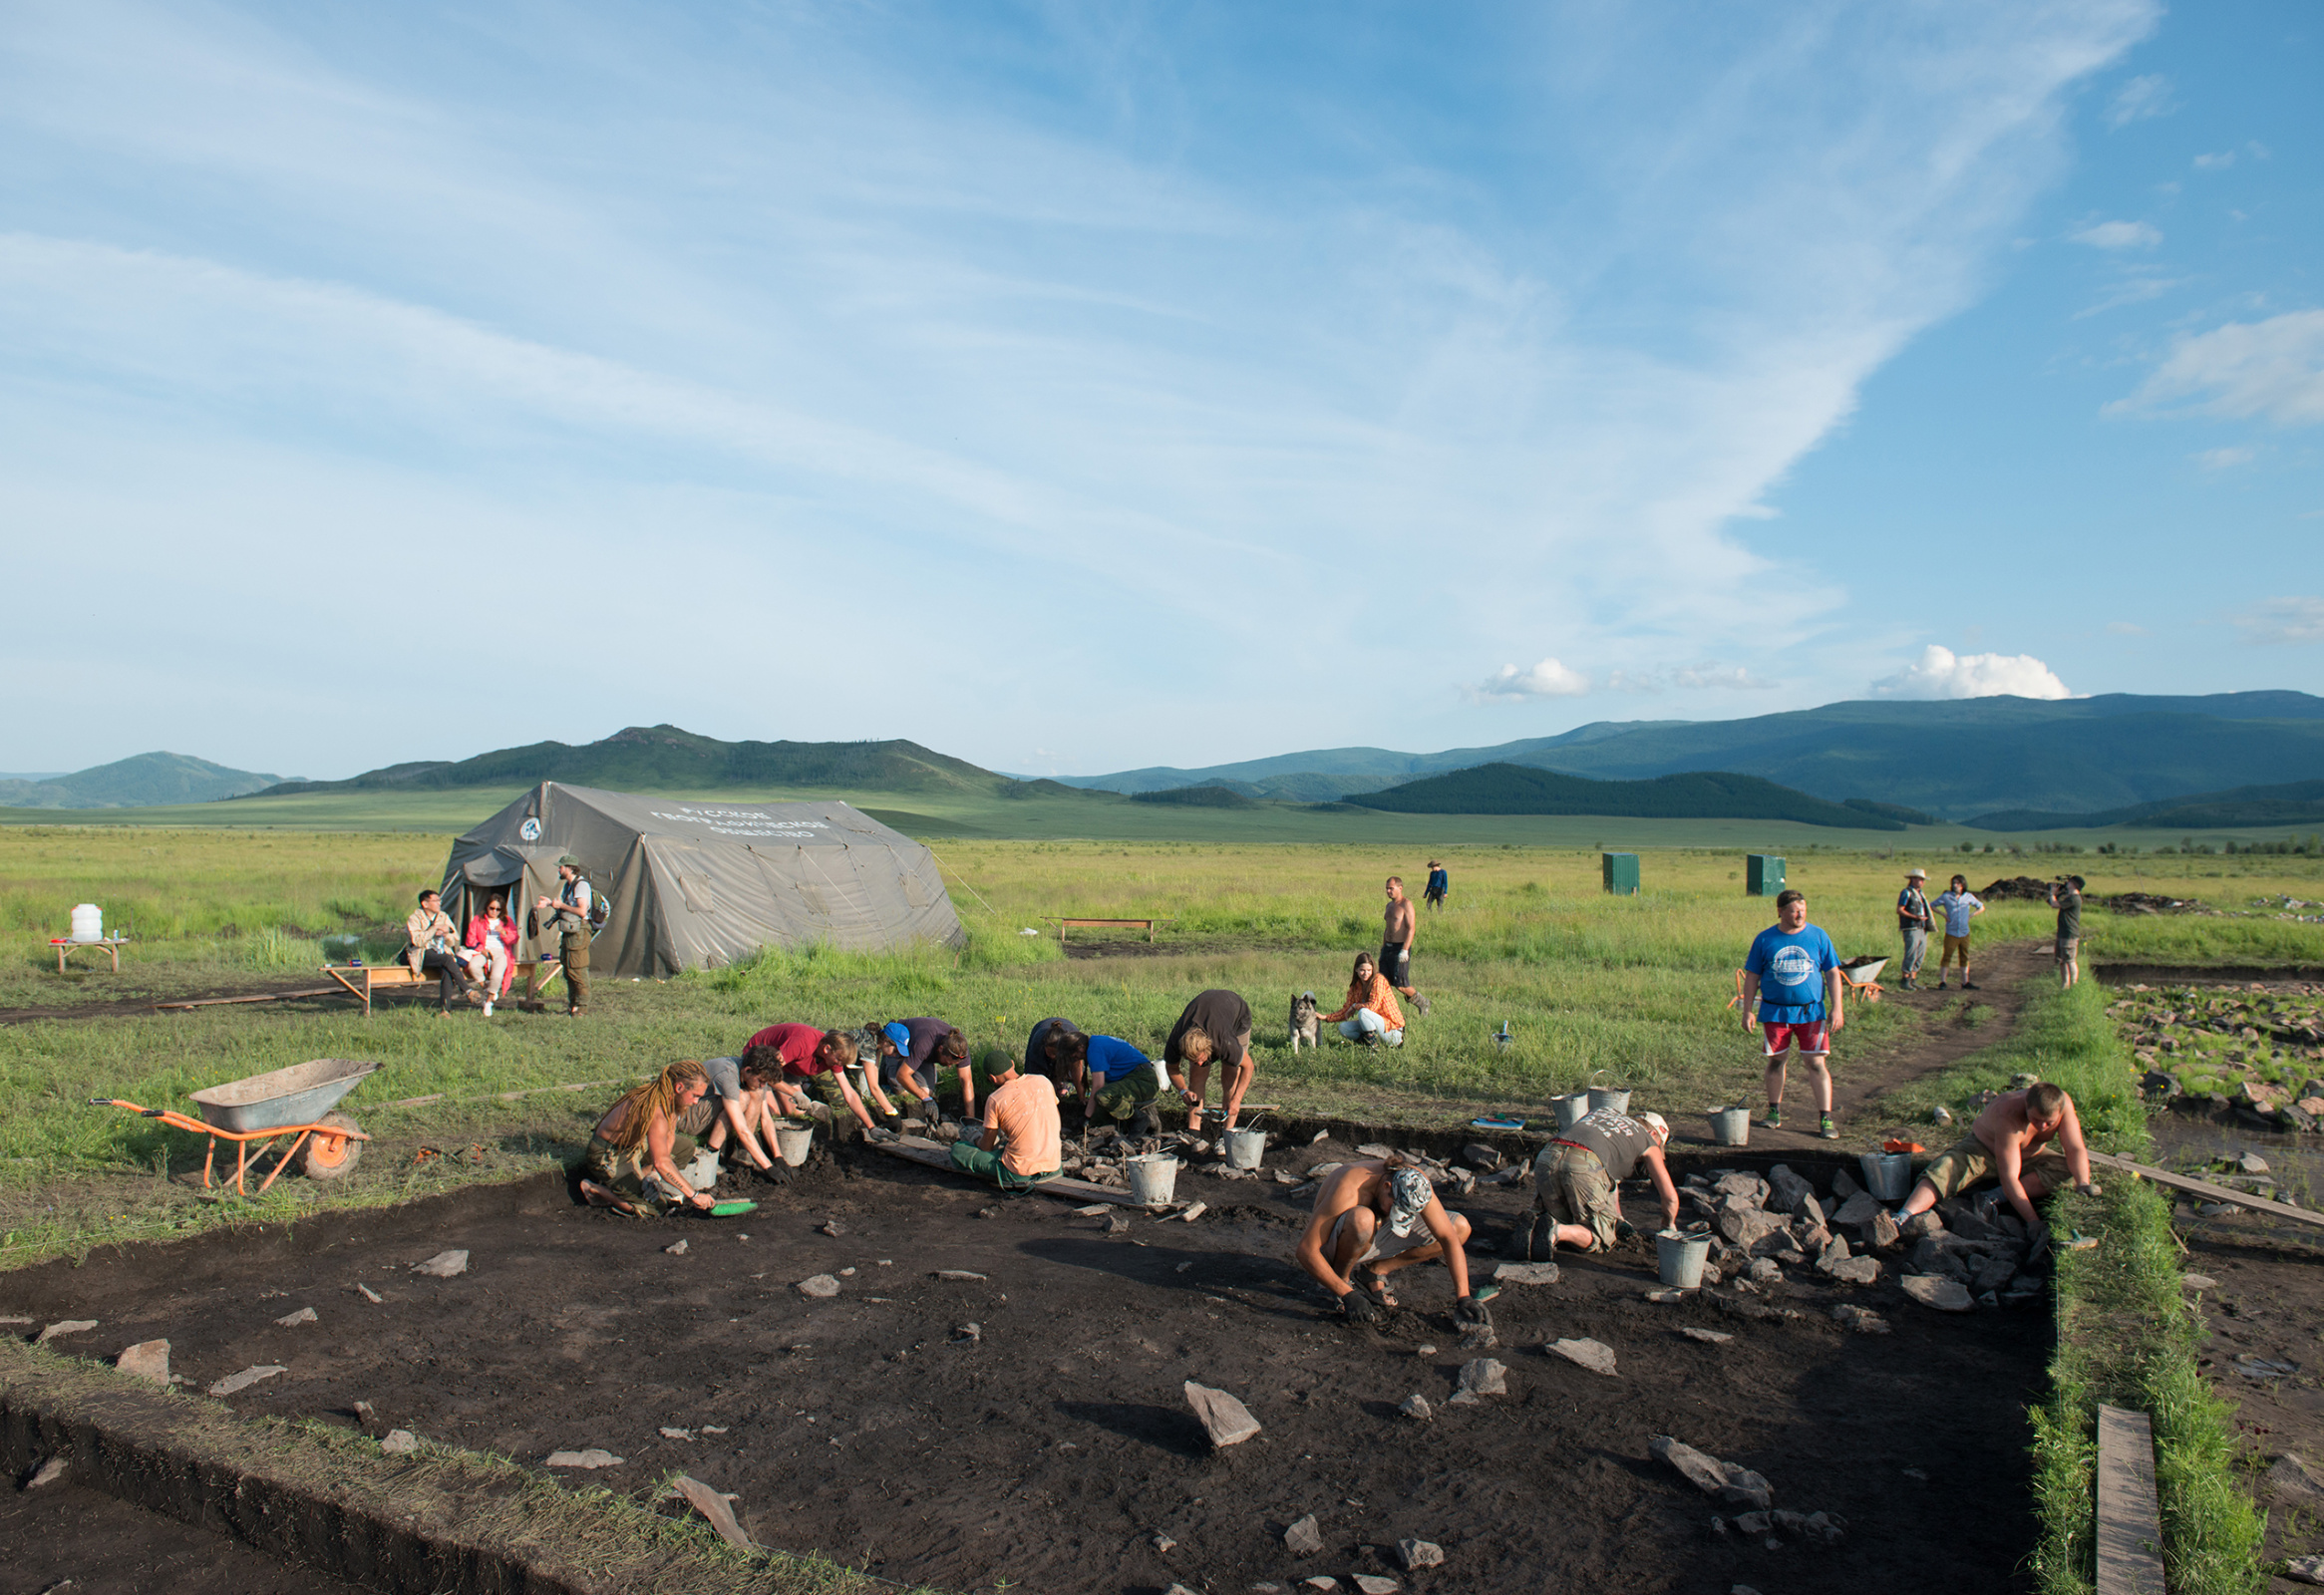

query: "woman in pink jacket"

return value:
[465, 896, 519, 1010]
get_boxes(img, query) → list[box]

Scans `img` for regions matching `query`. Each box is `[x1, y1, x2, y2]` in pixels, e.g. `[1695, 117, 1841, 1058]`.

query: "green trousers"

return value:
[947, 1140, 1058, 1189]
[1092, 1070, 1160, 1122]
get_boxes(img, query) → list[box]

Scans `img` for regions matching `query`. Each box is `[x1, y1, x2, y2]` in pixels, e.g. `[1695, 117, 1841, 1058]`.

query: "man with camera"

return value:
[2050, 875, 2085, 990]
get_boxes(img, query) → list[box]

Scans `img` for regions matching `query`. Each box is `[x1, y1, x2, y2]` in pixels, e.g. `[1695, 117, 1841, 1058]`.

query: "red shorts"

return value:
[1762, 1020, 1829, 1058]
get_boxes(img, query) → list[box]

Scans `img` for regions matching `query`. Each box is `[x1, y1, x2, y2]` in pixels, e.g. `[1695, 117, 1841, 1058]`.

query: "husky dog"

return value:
[1289, 990, 1321, 1052]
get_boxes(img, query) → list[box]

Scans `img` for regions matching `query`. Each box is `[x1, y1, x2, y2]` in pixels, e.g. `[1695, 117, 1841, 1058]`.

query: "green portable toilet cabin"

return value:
[1746, 854, 1786, 896]
[1601, 852, 1640, 895]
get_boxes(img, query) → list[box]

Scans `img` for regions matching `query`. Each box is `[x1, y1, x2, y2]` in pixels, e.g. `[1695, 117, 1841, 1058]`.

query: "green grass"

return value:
[1885, 979, 2266, 1595]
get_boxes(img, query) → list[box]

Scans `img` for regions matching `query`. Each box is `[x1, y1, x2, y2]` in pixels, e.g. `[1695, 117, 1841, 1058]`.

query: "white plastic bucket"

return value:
[1222, 1127, 1266, 1169]
[1709, 1107, 1751, 1146]
[1126, 1154, 1179, 1204]
[774, 1122, 816, 1167]
[1859, 1151, 1913, 1202]
[1657, 1229, 1712, 1288]
[1550, 1094, 1590, 1130]
[70, 903, 103, 944]
[1588, 1087, 1632, 1116]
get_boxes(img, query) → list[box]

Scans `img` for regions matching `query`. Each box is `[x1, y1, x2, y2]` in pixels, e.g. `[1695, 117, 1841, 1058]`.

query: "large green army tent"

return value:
[439, 783, 966, 976]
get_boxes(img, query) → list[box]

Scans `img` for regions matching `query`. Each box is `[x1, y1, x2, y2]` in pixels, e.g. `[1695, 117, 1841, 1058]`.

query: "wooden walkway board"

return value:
[2095, 1404, 2166, 1595]
[870, 1135, 1177, 1210]
[2089, 1148, 2324, 1230]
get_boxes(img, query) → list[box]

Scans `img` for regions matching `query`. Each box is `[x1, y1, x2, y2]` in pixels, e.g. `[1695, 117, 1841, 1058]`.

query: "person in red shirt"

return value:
[743, 1023, 881, 1135]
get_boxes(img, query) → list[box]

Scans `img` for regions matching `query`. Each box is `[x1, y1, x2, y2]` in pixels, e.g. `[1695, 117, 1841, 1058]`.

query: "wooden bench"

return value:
[322, 959, 558, 1017]
[1046, 917, 1162, 944]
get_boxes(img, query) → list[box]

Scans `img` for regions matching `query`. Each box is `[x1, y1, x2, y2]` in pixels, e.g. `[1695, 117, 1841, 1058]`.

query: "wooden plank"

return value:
[2095, 1405, 2166, 1595]
[2089, 1148, 2324, 1230]
[868, 1135, 1175, 1209]
[154, 987, 339, 1012]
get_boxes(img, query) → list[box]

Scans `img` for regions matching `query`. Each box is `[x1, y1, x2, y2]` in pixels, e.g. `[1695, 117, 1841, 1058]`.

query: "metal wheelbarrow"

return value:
[93, 1058, 379, 1196]
[1837, 956, 1889, 1003]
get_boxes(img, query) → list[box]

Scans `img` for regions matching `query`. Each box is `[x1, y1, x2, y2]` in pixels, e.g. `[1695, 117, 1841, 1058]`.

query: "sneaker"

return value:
[1819, 1115, 1838, 1140]
[1962, 981, 1980, 991]
[482, 1000, 494, 1018]
[1756, 1107, 1783, 1130]
[1411, 991, 1432, 1017]
[1128, 1108, 1159, 1137]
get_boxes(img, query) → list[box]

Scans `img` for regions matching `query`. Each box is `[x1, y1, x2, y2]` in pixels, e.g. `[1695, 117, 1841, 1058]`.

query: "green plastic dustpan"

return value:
[706, 1199, 759, 1218]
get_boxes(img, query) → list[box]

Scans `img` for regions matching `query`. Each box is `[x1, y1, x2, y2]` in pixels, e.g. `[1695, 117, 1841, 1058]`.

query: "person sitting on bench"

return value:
[404, 889, 477, 1015]
[1891, 1082, 2100, 1231]
[577, 1060, 718, 1214]
[1295, 1154, 1490, 1326]
[464, 895, 518, 1011]
[947, 1053, 1062, 1190]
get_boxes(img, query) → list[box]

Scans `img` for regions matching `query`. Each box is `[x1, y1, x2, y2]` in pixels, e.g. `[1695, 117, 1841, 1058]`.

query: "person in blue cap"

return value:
[1295, 1153, 1491, 1326]
[872, 1017, 975, 1124]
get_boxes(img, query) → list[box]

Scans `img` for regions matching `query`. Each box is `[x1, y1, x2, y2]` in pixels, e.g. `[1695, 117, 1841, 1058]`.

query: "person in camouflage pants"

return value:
[1059, 1032, 1163, 1135]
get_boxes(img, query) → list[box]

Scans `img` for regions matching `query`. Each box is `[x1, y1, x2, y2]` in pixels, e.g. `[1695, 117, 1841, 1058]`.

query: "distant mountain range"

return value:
[0, 752, 286, 809]
[1338, 766, 1898, 828]
[1969, 779, 2324, 832]
[1045, 692, 2324, 818]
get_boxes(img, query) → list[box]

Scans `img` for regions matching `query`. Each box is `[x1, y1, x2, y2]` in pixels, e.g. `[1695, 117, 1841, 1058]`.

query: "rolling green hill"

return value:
[1339, 764, 1898, 827]
[0, 752, 285, 809]
[1969, 779, 2324, 832]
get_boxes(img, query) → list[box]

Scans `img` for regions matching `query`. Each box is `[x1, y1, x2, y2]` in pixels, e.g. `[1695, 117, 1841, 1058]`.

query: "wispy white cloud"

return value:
[2105, 73, 2174, 128]
[2115, 311, 2324, 426]
[2192, 151, 2234, 170]
[1603, 662, 1777, 693]
[1871, 645, 2073, 700]
[2192, 445, 2256, 470]
[2227, 597, 2324, 645]
[2072, 218, 2160, 248]
[2105, 620, 2149, 636]
[1469, 658, 1591, 702]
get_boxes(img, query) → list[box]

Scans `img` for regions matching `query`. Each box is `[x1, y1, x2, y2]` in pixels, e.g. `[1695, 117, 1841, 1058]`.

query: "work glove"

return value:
[1452, 1295, 1491, 1331]
[2076, 1180, 2104, 1198]
[1339, 1290, 1383, 1325]
[862, 1124, 897, 1144]
[756, 1162, 794, 1187]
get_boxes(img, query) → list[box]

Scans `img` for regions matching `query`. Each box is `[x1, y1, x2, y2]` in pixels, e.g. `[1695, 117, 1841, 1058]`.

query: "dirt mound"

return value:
[1975, 877, 2204, 915]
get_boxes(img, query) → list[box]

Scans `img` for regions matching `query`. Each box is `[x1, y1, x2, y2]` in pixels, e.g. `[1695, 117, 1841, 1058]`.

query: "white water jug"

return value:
[70, 903, 103, 943]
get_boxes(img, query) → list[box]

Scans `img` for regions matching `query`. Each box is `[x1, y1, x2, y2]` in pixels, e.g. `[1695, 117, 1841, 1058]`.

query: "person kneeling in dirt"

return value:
[1163, 989, 1257, 1128]
[746, 1022, 888, 1139]
[1055, 1032, 1168, 1137]
[1296, 1156, 1490, 1328]
[947, 1054, 1062, 1190]
[1511, 1109, 1681, 1260]
[1023, 1016, 1088, 1101]
[577, 1060, 718, 1215]
[694, 1051, 792, 1185]
[876, 1019, 974, 1125]
[1891, 1082, 2100, 1232]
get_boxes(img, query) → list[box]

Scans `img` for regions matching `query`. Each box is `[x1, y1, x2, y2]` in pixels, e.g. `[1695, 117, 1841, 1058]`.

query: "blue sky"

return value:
[2, 1, 2317, 781]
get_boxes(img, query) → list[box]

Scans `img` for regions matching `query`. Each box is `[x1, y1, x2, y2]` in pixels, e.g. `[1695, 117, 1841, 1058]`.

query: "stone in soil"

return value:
[34, 1320, 97, 1344]
[1353, 1577, 1399, 1594]
[1900, 1210, 1945, 1240]
[1747, 1258, 1781, 1285]
[1547, 1339, 1617, 1377]
[274, 1306, 318, 1327]
[1399, 1394, 1433, 1422]
[1459, 1142, 1503, 1172]
[797, 1274, 841, 1298]
[2238, 1151, 2269, 1175]
[664, 1239, 688, 1256]
[114, 1339, 169, 1386]
[26, 1456, 68, 1488]
[1399, 1539, 1445, 1570]
[1680, 1327, 1733, 1345]
[545, 1447, 623, 1468]
[1767, 1164, 1816, 1214]
[1899, 1275, 1974, 1312]
[1457, 1357, 1509, 1395]
[1828, 1257, 1881, 1285]
[1179, 1202, 1209, 1222]
[1303, 1580, 1339, 1592]
[1494, 1262, 1560, 1286]
[2283, 1553, 2324, 1586]
[1718, 1210, 1788, 1249]
[1830, 1305, 1890, 1335]
[1283, 1513, 1325, 1554]
[207, 1364, 287, 1397]
[2264, 1452, 2324, 1503]
[1185, 1381, 1262, 1447]
[1650, 1435, 1773, 1508]
[411, 1250, 469, 1278]
[380, 1430, 419, 1455]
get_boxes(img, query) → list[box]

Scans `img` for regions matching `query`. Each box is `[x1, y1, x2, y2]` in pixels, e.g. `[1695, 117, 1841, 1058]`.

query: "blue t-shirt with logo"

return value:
[1085, 1035, 1151, 1084]
[1744, 923, 1840, 1024]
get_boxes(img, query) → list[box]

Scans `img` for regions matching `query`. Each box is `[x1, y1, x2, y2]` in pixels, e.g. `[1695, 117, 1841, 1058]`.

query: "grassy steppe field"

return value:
[3, 821, 2320, 1264]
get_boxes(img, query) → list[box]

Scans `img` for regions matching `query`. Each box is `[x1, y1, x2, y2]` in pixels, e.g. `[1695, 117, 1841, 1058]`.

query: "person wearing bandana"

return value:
[1296, 1156, 1492, 1328]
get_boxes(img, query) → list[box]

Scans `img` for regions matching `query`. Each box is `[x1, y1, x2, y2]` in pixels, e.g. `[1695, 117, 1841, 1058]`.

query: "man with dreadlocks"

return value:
[1295, 1153, 1492, 1328]
[576, 1060, 719, 1214]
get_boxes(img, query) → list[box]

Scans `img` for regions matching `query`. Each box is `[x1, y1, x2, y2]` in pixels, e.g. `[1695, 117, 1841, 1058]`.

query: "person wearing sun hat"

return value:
[1510, 1106, 1681, 1260]
[1295, 1154, 1491, 1328]
[1896, 867, 1934, 991]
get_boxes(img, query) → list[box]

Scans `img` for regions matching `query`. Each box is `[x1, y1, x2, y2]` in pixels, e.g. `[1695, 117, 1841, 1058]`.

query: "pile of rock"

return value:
[1678, 1164, 1880, 1288]
[2112, 984, 2324, 1132]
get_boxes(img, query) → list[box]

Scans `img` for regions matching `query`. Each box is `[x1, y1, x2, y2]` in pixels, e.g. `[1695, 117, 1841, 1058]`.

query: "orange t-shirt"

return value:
[1323, 974, 1405, 1032]
[984, 1074, 1063, 1176]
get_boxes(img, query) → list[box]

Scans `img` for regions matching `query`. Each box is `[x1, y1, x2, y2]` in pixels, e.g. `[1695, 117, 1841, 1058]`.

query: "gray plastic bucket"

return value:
[1657, 1230, 1712, 1289]
[1709, 1107, 1751, 1146]
[773, 1122, 816, 1167]
[1550, 1093, 1589, 1130]
[1126, 1154, 1179, 1204]
[1222, 1127, 1266, 1169]
[1587, 1086, 1632, 1116]
[1859, 1151, 1913, 1202]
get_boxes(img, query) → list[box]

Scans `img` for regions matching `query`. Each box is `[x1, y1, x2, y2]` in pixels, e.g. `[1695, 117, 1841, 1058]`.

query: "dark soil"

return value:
[0, 1478, 364, 1594]
[0, 972, 386, 1027]
[2, 1139, 2049, 1595]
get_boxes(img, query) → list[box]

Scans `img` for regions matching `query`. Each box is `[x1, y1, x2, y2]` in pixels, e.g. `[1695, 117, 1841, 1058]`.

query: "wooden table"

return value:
[51, 937, 128, 973]
[321, 959, 557, 1017]
[1047, 917, 1161, 944]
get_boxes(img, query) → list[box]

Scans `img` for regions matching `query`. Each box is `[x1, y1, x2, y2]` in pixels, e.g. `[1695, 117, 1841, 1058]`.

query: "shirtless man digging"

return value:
[1891, 1081, 2102, 1231]
[1295, 1156, 1489, 1329]
[1379, 876, 1432, 1017]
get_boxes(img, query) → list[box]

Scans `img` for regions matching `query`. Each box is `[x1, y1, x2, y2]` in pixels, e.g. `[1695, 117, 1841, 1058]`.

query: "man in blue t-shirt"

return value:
[1057, 1032, 1167, 1137]
[1741, 888, 1845, 1139]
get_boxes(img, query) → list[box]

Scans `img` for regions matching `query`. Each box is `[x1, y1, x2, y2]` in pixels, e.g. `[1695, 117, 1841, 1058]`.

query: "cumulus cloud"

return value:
[2072, 219, 2160, 249]
[1870, 645, 2072, 700]
[2105, 73, 2174, 127]
[2228, 597, 2324, 645]
[1471, 658, 1591, 701]
[2115, 311, 2324, 425]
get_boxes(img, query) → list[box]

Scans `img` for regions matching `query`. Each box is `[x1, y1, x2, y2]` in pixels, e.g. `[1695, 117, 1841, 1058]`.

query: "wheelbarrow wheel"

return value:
[302, 1113, 363, 1180]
